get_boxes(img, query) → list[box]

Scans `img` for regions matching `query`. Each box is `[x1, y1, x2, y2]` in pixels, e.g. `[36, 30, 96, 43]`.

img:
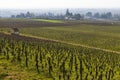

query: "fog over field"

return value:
[0, 8, 120, 17]
[0, 0, 120, 17]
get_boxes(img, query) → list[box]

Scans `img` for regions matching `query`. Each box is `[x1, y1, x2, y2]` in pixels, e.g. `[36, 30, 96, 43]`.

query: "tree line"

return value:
[11, 9, 120, 20]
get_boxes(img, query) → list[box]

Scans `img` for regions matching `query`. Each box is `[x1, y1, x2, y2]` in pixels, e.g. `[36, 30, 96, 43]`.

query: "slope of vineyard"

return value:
[19, 25, 120, 52]
[1, 19, 120, 51]
[0, 33, 120, 80]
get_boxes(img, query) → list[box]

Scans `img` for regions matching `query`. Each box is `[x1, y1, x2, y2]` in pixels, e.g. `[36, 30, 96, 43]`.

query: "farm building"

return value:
[11, 28, 19, 35]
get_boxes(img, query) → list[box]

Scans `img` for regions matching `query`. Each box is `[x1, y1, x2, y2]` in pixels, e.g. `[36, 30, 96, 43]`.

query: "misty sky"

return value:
[0, 0, 120, 9]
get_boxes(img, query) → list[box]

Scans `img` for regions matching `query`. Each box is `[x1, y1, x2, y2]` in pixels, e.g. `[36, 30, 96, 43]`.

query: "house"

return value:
[11, 28, 19, 35]
[64, 16, 76, 20]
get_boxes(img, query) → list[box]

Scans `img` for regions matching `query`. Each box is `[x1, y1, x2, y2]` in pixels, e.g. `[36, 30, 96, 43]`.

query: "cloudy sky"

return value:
[0, 0, 120, 9]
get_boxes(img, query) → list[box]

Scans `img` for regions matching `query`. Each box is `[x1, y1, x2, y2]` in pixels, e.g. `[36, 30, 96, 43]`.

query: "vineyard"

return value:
[19, 25, 120, 51]
[0, 33, 120, 80]
[1, 18, 120, 51]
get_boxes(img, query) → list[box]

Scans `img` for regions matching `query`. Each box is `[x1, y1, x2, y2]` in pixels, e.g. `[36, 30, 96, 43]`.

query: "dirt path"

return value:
[1, 32, 120, 54]
[20, 33, 120, 54]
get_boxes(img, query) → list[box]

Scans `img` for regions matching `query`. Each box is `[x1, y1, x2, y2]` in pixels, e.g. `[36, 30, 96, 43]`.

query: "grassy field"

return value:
[32, 19, 63, 23]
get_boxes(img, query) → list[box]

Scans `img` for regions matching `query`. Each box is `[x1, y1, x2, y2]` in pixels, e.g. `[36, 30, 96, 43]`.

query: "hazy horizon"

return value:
[1, 8, 120, 17]
[0, 0, 120, 9]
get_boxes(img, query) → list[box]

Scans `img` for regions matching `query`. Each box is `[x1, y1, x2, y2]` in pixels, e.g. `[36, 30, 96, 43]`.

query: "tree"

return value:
[25, 12, 35, 18]
[26, 11, 31, 18]
[86, 12, 92, 17]
[94, 12, 100, 18]
[20, 13, 25, 18]
[16, 15, 21, 18]
[101, 12, 112, 19]
[101, 13, 107, 19]
[66, 9, 70, 16]
[11, 15, 15, 18]
[106, 12, 112, 19]
[74, 14, 82, 20]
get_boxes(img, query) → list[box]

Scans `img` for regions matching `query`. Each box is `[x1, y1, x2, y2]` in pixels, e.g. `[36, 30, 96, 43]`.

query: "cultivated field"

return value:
[1, 19, 120, 51]
[0, 19, 120, 80]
